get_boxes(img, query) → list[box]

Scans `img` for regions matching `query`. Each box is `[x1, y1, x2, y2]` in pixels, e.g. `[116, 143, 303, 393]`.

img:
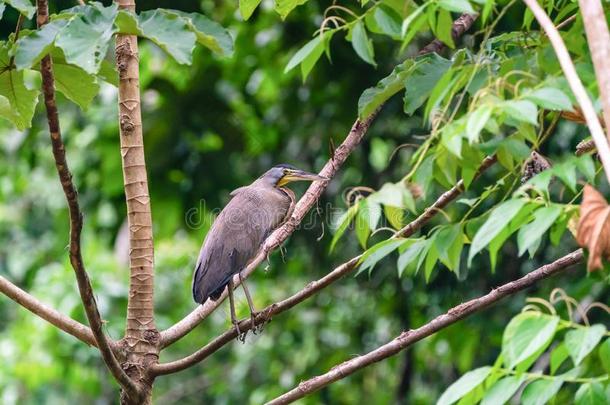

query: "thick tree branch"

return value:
[522, 0, 610, 181]
[158, 12, 480, 350]
[578, 0, 610, 134]
[150, 153, 496, 376]
[266, 250, 584, 405]
[0, 276, 96, 346]
[36, 0, 138, 396]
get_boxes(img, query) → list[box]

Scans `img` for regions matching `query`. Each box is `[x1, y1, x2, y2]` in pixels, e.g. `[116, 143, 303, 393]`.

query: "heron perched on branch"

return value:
[192, 164, 327, 337]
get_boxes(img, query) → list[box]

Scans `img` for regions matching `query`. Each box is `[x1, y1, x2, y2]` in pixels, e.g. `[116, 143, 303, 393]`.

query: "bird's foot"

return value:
[252, 310, 272, 334]
[249, 311, 262, 335]
[233, 320, 248, 343]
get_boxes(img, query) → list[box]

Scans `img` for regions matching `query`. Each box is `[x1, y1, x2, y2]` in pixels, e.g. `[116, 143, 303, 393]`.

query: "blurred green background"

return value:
[0, 1, 606, 404]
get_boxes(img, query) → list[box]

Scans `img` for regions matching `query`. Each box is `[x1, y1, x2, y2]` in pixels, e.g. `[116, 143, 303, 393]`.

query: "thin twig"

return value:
[35, 0, 139, 398]
[158, 12, 481, 350]
[265, 250, 584, 404]
[0, 276, 96, 346]
[523, 0, 610, 182]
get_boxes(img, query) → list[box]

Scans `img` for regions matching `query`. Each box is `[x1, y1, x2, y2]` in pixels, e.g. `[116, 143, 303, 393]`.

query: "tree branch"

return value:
[265, 249, 584, 405]
[158, 12, 480, 350]
[522, 0, 610, 181]
[36, 0, 139, 397]
[150, 153, 496, 376]
[0, 276, 96, 346]
[578, 0, 610, 134]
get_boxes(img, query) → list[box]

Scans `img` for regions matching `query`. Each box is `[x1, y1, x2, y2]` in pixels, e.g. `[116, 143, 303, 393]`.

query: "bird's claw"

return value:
[233, 320, 248, 343]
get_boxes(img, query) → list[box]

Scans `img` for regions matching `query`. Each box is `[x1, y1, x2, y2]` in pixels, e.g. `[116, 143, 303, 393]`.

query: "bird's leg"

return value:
[239, 272, 261, 334]
[227, 279, 245, 342]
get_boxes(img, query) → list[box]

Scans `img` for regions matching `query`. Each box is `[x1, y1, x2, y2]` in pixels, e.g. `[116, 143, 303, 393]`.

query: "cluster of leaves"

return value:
[438, 294, 610, 405]
[0, 0, 233, 128]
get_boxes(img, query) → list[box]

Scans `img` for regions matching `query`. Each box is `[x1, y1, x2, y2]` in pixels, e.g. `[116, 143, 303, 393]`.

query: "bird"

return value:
[192, 164, 327, 337]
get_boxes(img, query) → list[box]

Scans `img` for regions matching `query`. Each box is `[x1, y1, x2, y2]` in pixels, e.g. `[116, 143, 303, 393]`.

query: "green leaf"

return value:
[14, 19, 69, 70]
[517, 205, 562, 256]
[600, 339, 610, 373]
[522, 379, 563, 405]
[575, 383, 607, 405]
[481, 375, 525, 405]
[404, 53, 452, 115]
[437, 367, 492, 405]
[137, 10, 196, 65]
[488, 203, 535, 272]
[55, 5, 118, 74]
[355, 208, 371, 249]
[172, 11, 234, 57]
[358, 59, 416, 118]
[384, 205, 404, 229]
[466, 105, 493, 143]
[360, 198, 381, 231]
[114, 9, 142, 35]
[239, 0, 262, 20]
[98, 59, 118, 86]
[285, 34, 324, 75]
[550, 342, 569, 374]
[502, 312, 559, 369]
[50, 50, 99, 110]
[274, 0, 307, 20]
[554, 161, 577, 192]
[351, 21, 376, 67]
[438, 0, 475, 13]
[4, 0, 35, 18]
[374, 6, 401, 38]
[468, 199, 527, 265]
[330, 205, 358, 252]
[436, 9, 455, 48]
[565, 324, 607, 366]
[0, 46, 39, 130]
[357, 239, 405, 275]
[424, 240, 439, 282]
[503, 100, 539, 126]
[435, 224, 463, 272]
[525, 87, 572, 111]
[397, 239, 427, 277]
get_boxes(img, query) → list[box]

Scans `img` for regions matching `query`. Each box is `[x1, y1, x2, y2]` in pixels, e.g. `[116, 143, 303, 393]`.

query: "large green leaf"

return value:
[284, 33, 326, 80]
[358, 59, 417, 118]
[550, 342, 569, 374]
[404, 53, 452, 115]
[14, 19, 69, 70]
[357, 238, 405, 275]
[503, 100, 539, 126]
[169, 11, 233, 57]
[0, 46, 39, 130]
[481, 375, 525, 405]
[435, 224, 463, 272]
[55, 3, 118, 74]
[3, 0, 35, 18]
[397, 239, 428, 277]
[564, 324, 607, 366]
[501, 312, 559, 369]
[274, 0, 307, 19]
[374, 6, 401, 38]
[239, 0, 262, 20]
[600, 338, 610, 373]
[468, 199, 527, 265]
[524, 87, 572, 111]
[575, 383, 607, 405]
[137, 10, 197, 65]
[437, 366, 492, 405]
[466, 105, 493, 143]
[521, 368, 580, 405]
[330, 204, 358, 252]
[516, 205, 562, 256]
[351, 21, 375, 66]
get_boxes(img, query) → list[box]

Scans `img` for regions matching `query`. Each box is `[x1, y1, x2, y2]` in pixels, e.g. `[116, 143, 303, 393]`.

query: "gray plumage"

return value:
[192, 166, 299, 305]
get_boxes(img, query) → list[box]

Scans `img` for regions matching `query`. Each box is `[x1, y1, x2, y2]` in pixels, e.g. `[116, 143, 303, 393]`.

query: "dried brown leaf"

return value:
[576, 184, 610, 271]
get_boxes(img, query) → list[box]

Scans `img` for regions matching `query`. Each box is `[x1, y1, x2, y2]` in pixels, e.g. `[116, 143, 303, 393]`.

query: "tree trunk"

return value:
[115, 0, 159, 400]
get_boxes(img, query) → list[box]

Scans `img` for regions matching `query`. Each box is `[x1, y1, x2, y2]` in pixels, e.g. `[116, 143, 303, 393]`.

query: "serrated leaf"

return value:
[49, 49, 99, 109]
[171, 11, 234, 57]
[274, 0, 307, 20]
[438, 0, 475, 13]
[14, 19, 69, 70]
[114, 9, 142, 35]
[481, 375, 525, 405]
[503, 100, 539, 126]
[404, 53, 452, 115]
[240, 0, 262, 20]
[469, 199, 527, 265]
[466, 105, 493, 143]
[138, 10, 196, 65]
[437, 367, 492, 405]
[55, 4, 118, 74]
[0, 46, 39, 130]
[357, 238, 405, 275]
[358, 59, 416, 118]
[4, 0, 35, 18]
[502, 312, 559, 369]
[565, 324, 607, 366]
[525, 87, 572, 111]
[575, 383, 607, 405]
[517, 205, 562, 256]
[351, 21, 376, 66]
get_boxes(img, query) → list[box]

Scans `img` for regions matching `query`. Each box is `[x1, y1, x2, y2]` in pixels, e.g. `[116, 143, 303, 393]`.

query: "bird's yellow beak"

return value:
[278, 169, 328, 186]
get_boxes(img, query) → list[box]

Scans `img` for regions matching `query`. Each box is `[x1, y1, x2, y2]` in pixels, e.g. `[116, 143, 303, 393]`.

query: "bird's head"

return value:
[261, 164, 328, 187]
